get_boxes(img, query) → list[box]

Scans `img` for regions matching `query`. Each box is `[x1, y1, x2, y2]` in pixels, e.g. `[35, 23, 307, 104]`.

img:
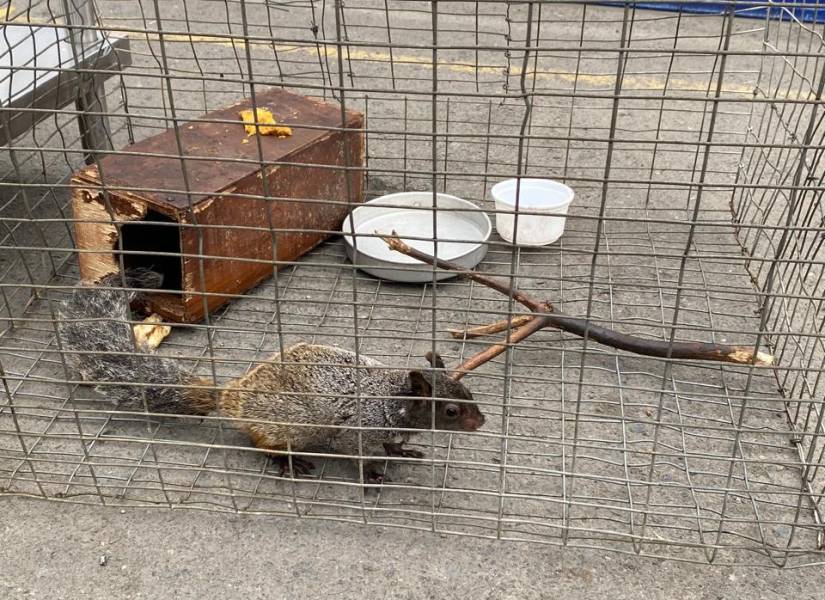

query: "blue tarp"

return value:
[603, 2, 825, 23]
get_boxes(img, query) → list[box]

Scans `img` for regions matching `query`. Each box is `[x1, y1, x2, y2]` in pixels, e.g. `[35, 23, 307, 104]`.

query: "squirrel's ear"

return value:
[408, 370, 433, 397]
[425, 351, 446, 370]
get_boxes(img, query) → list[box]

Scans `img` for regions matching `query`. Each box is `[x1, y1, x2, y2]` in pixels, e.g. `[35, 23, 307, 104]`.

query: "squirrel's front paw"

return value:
[383, 442, 425, 459]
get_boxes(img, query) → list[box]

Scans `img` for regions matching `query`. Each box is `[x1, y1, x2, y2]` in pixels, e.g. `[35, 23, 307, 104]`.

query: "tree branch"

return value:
[378, 231, 775, 376]
[379, 232, 546, 312]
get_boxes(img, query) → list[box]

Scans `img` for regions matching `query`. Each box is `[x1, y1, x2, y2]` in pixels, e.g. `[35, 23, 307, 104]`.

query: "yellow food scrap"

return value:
[238, 108, 293, 137]
[133, 314, 171, 352]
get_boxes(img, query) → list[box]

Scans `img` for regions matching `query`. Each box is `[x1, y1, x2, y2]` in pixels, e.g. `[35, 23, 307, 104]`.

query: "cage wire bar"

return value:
[0, 0, 824, 567]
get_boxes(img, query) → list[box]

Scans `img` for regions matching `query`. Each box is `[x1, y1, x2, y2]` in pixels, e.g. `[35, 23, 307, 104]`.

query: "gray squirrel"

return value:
[58, 269, 485, 481]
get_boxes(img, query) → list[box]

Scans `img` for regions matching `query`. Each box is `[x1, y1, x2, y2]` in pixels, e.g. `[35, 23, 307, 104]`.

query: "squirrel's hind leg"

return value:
[248, 430, 315, 478]
[270, 455, 315, 478]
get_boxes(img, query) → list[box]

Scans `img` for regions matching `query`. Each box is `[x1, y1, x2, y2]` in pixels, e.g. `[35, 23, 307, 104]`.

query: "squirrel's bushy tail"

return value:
[59, 269, 216, 416]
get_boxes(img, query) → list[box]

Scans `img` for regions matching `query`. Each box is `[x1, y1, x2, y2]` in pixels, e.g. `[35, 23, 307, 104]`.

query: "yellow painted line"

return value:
[0, 12, 782, 98]
[3, 1, 27, 20]
[114, 30, 758, 96]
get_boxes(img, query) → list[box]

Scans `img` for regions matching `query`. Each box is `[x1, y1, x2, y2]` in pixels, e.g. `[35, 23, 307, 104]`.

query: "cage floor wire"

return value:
[1, 177, 815, 566]
[1, 0, 824, 568]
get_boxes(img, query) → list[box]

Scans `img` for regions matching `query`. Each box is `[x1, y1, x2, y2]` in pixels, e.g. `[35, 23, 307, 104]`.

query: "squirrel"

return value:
[58, 269, 485, 481]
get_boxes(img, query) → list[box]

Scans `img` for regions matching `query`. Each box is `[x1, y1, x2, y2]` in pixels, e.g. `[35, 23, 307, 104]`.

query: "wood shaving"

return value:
[133, 314, 171, 352]
[238, 108, 293, 137]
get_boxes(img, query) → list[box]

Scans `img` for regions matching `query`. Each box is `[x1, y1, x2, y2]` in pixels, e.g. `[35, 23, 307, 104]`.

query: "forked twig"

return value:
[447, 315, 535, 339]
[450, 315, 548, 380]
[378, 231, 775, 379]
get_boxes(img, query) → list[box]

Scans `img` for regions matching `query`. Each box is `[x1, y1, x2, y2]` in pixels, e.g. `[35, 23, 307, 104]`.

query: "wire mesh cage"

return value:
[1, 0, 825, 567]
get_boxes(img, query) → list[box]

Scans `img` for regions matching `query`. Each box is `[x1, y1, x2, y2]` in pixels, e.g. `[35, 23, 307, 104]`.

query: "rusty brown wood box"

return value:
[71, 88, 364, 323]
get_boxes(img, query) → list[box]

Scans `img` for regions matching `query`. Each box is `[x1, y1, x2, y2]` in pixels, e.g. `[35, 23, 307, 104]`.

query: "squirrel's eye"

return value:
[445, 404, 459, 418]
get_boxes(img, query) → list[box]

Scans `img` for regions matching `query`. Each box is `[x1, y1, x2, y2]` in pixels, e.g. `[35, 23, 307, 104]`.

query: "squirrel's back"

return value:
[220, 343, 409, 454]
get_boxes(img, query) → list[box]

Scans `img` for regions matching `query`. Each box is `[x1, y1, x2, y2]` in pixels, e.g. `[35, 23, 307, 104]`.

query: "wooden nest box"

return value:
[71, 88, 364, 322]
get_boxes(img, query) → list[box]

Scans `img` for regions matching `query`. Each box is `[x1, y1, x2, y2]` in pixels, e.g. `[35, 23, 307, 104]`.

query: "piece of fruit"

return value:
[238, 108, 293, 137]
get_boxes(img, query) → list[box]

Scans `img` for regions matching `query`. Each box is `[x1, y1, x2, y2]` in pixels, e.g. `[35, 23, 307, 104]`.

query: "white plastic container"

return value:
[491, 178, 575, 246]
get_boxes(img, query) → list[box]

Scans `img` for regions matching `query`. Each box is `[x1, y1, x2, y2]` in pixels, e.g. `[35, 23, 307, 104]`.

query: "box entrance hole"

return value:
[120, 210, 183, 294]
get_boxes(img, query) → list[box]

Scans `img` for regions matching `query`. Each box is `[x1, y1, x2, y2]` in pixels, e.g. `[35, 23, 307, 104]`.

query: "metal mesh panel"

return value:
[1, 0, 824, 567]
